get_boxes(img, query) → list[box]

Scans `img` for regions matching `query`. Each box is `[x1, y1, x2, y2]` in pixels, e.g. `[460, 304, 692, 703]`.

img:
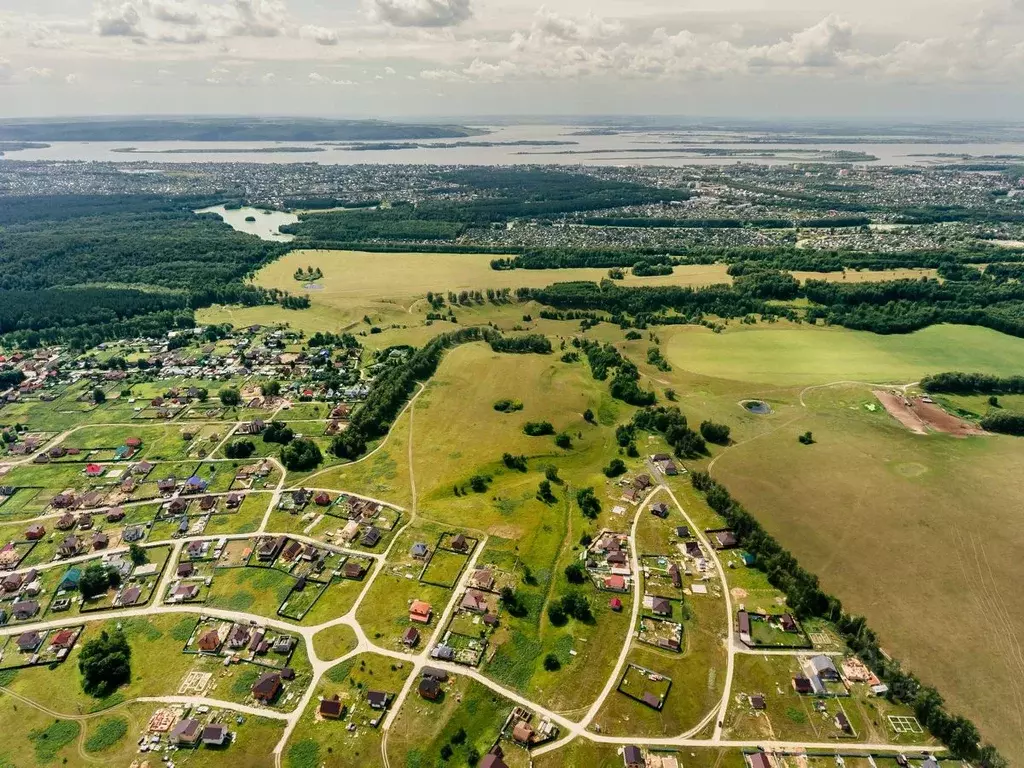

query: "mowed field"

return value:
[664, 322, 1024, 385]
[253, 249, 938, 304]
[256, 249, 733, 300]
[712, 384, 1024, 762]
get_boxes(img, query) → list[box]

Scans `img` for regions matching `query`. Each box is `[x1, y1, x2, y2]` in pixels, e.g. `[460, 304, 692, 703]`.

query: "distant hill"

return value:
[0, 117, 485, 142]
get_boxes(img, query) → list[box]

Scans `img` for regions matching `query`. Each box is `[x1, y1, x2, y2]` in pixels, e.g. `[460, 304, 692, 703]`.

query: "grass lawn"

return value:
[0, 615, 212, 714]
[387, 677, 514, 768]
[204, 493, 270, 536]
[714, 381, 1024, 760]
[591, 584, 727, 736]
[299, 576, 367, 625]
[285, 653, 413, 768]
[532, 741, 746, 768]
[206, 566, 294, 616]
[420, 548, 469, 587]
[722, 653, 899, 745]
[664, 322, 1024, 385]
[312, 624, 358, 661]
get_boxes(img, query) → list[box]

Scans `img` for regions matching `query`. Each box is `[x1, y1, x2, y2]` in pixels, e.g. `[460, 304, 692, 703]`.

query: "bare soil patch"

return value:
[874, 391, 927, 434]
[874, 391, 985, 437]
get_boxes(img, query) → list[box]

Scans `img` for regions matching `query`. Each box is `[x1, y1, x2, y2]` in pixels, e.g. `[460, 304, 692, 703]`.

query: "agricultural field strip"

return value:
[0, 412, 943, 762]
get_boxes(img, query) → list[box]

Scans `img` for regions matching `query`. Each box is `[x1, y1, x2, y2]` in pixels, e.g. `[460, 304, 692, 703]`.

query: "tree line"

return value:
[330, 328, 553, 461]
[921, 372, 1024, 395]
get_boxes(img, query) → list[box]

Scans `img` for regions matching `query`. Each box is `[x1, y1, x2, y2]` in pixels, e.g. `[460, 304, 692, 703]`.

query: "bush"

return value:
[537, 479, 556, 503]
[225, 439, 255, 459]
[603, 458, 627, 477]
[545, 465, 561, 483]
[699, 420, 731, 445]
[576, 487, 601, 518]
[547, 603, 567, 626]
[262, 421, 294, 445]
[218, 387, 241, 407]
[469, 474, 491, 493]
[493, 398, 523, 413]
[502, 453, 528, 472]
[798, 431, 815, 445]
[543, 653, 561, 671]
[555, 433, 572, 449]
[523, 421, 555, 436]
[280, 438, 322, 471]
[79, 629, 131, 697]
[583, 408, 595, 423]
[564, 562, 586, 584]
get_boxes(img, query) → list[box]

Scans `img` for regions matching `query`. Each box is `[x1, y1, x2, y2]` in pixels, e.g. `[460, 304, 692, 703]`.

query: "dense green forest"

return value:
[921, 372, 1024, 394]
[0, 194, 289, 347]
[283, 168, 691, 247]
[517, 269, 1024, 339]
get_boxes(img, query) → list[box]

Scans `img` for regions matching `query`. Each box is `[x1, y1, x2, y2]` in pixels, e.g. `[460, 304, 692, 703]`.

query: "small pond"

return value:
[195, 204, 298, 242]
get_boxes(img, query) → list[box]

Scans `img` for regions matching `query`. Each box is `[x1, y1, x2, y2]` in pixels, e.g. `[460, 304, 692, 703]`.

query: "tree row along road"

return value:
[0, 395, 943, 767]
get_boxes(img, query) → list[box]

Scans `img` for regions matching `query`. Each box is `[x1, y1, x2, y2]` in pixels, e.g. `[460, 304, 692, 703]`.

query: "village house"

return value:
[409, 600, 432, 623]
[361, 526, 382, 547]
[118, 585, 143, 607]
[319, 695, 344, 719]
[367, 690, 389, 710]
[25, 524, 46, 540]
[58, 535, 82, 558]
[460, 589, 490, 614]
[402, 627, 420, 647]
[343, 560, 366, 579]
[198, 628, 222, 652]
[105, 508, 125, 523]
[410, 542, 429, 560]
[258, 536, 287, 562]
[254, 671, 284, 704]
[170, 718, 202, 747]
[13, 600, 39, 620]
[418, 677, 442, 700]
[202, 724, 228, 746]
[17, 630, 43, 652]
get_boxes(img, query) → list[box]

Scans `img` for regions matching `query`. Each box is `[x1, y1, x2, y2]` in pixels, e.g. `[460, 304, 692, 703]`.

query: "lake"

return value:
[195, 205, 298, 242]
[10, 125, 1024, 167]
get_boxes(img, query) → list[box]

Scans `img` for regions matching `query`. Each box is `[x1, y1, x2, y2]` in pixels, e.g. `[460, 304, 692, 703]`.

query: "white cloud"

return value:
[65, 72, 81, 84]
[747, 15, 854, 68]
[369, 0, 472, 28]
[300, 25, 339, 46]
[93, 1, 145, 37]
[308, 71, 356, 85]
[23, 66, 54, 80]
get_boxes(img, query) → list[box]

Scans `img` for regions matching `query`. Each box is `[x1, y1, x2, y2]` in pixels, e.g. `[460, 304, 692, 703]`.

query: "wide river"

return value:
[8, 125, 1024, 167]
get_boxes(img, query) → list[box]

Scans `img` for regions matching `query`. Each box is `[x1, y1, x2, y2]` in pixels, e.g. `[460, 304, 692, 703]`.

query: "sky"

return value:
[2, 0, 1024, 120]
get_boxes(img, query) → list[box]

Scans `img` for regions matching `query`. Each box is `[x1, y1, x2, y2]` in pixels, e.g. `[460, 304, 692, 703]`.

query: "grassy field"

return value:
[386, 677, 514, 768]
[256, 250, 733, 301]
[532, 741, 746, 768]
[285, 653, 412, 768]
[664, 322, 1024, 385]
[713, 382, 1024, 761]
[312, 624, 358, 661]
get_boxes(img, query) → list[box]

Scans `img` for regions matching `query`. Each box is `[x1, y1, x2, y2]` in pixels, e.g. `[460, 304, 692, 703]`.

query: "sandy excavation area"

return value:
[873, 390, 987, 436]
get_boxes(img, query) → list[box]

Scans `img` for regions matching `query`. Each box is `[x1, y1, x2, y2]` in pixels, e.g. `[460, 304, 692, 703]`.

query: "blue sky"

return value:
[1, 0, 1023, 119]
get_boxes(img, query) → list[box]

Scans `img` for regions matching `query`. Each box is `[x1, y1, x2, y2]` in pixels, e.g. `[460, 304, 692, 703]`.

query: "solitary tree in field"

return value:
[219, 387, 241, 407]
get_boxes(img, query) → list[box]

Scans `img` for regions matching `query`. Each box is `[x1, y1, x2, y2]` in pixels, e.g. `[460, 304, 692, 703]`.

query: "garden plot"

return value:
[618, 663, 672, 711]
